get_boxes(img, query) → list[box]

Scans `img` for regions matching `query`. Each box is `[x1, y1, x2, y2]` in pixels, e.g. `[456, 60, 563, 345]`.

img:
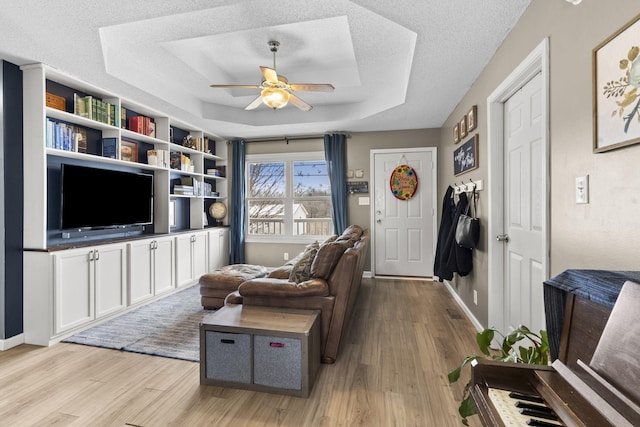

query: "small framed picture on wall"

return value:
[459, 116, 468, 138]
[453, 124, 460, 143]
[467, 105, 477, 132]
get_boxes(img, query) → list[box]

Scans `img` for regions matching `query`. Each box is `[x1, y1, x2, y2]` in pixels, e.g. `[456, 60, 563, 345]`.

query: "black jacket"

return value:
[434, 189, 473, 280]
[434, 186, 455, 280]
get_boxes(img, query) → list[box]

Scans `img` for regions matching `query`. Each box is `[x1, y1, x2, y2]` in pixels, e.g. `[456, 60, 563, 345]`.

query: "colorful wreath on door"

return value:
[390, 164, 418, 200]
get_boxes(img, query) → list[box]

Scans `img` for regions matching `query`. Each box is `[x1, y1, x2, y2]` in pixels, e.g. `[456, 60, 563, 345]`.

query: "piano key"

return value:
[519, 408, 560, 421]
[509, 391, 545, 404]
[514, 401, 555, 413]
[526, 419, 563, 427]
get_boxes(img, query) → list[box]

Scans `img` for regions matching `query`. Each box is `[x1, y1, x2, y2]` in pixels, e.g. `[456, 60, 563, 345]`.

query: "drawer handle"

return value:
[220, 339, 235, 344]
[270, 342, 285, 348]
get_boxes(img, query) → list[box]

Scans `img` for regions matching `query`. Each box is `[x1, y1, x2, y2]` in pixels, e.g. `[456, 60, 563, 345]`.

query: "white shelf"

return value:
[23, 62, 228, 250]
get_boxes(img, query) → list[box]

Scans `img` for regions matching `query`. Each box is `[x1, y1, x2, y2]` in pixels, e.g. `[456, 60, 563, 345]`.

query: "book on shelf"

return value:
[45, 118, 87, 152]
[73, 93, 119, 127]
[128, 115, 154, 136]
[46, 92, 66, 111]
[101, 137, 117, 159]
[120, 107, 127, 129]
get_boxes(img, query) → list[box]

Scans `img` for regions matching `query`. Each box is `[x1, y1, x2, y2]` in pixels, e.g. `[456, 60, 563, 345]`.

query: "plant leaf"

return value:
[448, 356, 480, 383]
[476, 329, 494, 355]
[458, 396, 477, 420]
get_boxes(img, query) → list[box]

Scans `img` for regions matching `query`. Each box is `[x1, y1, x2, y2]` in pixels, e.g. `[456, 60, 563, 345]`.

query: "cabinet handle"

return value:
[220, 339, 235, 344]
[94, 249, 100, 261]
[270, 342, 285, 348]
[88, 250, 94, 261]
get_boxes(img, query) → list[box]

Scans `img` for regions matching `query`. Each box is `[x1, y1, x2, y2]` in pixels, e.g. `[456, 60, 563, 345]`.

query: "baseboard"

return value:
[0, 333, 24, 351]
[442, 280, 485, 332]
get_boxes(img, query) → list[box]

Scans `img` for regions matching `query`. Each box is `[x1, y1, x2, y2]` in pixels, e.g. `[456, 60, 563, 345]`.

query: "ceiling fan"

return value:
[210, 40, 335, 112]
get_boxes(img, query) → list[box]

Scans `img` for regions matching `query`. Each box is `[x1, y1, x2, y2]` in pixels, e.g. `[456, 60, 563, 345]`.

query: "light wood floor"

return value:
[0, 278, 482, 426]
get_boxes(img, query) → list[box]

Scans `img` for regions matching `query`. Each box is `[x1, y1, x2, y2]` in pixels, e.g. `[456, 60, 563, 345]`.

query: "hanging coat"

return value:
[434, 186, 455, 281]
[444, 191, 473, 277]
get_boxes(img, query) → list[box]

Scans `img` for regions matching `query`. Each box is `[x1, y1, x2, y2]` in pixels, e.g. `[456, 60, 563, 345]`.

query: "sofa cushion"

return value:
[199, 264, 269, 290]
[310, 240, 349, 279]
[336, 224, 364, 242]
[268, 252, 301, 279]
[239, 277, 329, 297]
[289, 241, 320, 283]
[321, 234, 338, 245]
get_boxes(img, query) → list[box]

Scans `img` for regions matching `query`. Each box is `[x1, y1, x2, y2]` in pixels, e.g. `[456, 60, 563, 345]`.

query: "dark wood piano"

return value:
[470, 280, 640, 426]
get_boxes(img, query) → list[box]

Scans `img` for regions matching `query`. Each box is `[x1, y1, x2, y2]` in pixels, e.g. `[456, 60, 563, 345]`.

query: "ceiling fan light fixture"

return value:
[261, 86, 290, 109]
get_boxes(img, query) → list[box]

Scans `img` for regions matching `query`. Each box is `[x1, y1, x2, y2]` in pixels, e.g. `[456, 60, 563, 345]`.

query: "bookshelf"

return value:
[22, 63, 228, 250]
[22, 63, 230, 346]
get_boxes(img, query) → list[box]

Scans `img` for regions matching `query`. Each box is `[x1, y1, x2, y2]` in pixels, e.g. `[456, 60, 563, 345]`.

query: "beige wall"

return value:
[438, 0, 640, 326]
[245, 129, 440, 269]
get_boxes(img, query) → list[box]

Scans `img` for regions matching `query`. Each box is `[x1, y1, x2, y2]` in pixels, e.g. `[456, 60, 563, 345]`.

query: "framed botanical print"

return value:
[593, 12, 640, 152]
[467, 105, 477, 132]
[453, 123, 460, 143]
[459, 116, 468, 138]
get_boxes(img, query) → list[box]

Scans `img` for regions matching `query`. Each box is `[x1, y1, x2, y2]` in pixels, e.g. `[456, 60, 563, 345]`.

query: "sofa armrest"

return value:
[238, 277, 329, 298]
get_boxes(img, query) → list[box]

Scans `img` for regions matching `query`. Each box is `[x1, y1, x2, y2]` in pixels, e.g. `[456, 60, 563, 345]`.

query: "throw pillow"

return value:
[310, 240, 349, 279]
[288, 241, 320, 283]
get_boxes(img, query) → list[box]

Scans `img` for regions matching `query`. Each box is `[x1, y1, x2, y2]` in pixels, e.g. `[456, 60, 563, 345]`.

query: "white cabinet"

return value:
[128, 236, 175, 305]
[23, 242, 127, 344]
[53, 243, 126, 335]
[176, 231, 208, 288]
[207, 227, 229, 271]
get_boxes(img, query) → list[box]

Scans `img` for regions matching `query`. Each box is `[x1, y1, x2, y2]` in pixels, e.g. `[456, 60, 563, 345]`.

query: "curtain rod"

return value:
[239, 132, 351, 144]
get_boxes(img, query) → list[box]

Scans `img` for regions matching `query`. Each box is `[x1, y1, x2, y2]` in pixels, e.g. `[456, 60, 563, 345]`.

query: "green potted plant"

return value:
[448, 325, 549, 425]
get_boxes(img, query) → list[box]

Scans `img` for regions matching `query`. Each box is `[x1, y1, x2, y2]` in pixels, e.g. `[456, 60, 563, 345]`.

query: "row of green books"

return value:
[73, 93, 120, 127]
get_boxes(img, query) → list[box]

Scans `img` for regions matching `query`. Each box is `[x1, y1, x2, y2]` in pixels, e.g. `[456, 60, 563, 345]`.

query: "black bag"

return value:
[455, 187, 480, 249]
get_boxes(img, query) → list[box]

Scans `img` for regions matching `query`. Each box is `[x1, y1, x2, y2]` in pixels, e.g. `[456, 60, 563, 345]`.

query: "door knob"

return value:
[496, 234, 509, 242]
[376, 219, 382, 224]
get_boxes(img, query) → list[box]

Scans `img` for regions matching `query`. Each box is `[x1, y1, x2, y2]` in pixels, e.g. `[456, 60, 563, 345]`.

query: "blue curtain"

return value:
[229, 139, 246, 264]
[324, 133, 348, 234]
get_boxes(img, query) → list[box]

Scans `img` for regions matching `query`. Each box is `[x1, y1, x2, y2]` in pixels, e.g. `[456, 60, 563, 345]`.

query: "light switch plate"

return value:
[576, 175, 589, 204]
[358, 196, 370, 206]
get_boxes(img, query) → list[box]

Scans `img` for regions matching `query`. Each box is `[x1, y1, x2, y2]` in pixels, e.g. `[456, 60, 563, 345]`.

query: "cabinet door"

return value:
[175, 234, 194, 287]
[208, 229, 221, 271]
[193, 232, 209, 280]
[95, 243, 127, 318]
[128, 239, 154, 305]
[154, 236, 175, 295]
[54, 249, 94, 334]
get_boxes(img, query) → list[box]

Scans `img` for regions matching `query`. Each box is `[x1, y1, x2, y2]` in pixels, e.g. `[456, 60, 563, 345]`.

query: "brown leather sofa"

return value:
[227, 225, 369, 364]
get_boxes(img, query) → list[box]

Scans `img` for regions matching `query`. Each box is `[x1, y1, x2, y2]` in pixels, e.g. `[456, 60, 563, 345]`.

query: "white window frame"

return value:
[245, 151, 332, 244]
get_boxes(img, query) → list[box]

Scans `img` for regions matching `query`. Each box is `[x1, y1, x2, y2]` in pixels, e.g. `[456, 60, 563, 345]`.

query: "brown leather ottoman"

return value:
[199, 264, 269, 309]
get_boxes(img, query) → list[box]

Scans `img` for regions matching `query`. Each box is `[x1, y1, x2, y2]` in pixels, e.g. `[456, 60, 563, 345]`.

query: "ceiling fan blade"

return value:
[210, 84, 260, 89]
[245, 95, 264, 110]
[260, 66, 278, 84]
[288, 93, 313, 112]
[289, 83, 335, 92]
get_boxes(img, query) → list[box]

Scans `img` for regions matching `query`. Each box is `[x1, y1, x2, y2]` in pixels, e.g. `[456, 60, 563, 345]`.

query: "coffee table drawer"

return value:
[204, 331, 251, 384]
[254, 335, 302, 390]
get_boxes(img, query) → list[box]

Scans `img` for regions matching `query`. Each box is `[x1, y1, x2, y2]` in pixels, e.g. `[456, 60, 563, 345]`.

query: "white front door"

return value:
[371, 148, 436, 277]
[503, 72, 545, 334]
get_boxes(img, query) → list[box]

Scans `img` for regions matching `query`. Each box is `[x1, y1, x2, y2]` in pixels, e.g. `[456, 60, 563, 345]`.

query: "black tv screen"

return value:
[61, 164, 153, 230]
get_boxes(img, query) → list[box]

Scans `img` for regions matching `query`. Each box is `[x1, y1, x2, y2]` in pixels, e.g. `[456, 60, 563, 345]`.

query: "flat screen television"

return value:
[61, 164, 153, 230]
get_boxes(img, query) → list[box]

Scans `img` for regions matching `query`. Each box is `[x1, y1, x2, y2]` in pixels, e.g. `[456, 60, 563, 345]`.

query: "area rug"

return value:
[63, 285, 212, 362]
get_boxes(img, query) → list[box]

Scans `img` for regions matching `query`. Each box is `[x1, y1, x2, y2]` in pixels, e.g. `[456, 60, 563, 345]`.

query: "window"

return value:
[246, 152, 333, 241]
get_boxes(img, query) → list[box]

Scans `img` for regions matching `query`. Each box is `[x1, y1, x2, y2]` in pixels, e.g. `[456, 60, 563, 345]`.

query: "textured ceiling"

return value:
[0, 0, 531, 139]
